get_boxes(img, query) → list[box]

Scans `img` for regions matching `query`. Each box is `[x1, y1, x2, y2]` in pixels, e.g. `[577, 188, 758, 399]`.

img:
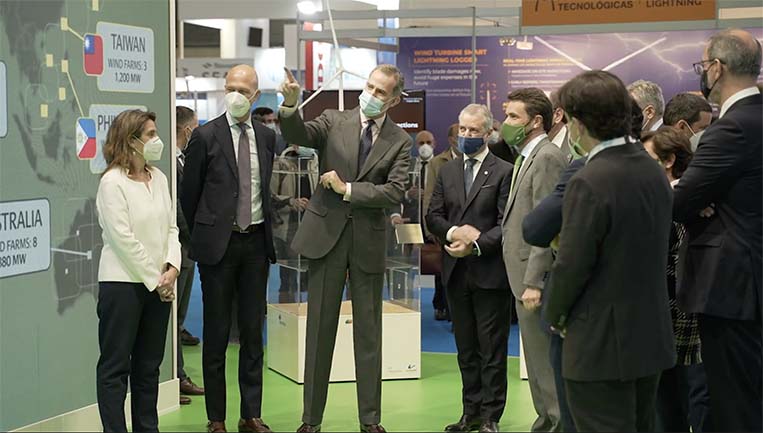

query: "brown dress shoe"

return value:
[238, 418, 272, 433]
[181, 328, 200, 346]
[360, 424, 387, 433]
[179, 395, 192, 405]
[296, 423, 321, 433]
[180, 377, 205, 395]
[207, 421, 227, 433]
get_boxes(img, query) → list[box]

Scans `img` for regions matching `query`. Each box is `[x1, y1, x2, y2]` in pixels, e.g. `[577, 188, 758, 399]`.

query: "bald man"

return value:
[181, 64, 277, 433]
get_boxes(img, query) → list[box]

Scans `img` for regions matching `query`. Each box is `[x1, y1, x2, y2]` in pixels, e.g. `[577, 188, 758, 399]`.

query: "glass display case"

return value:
[266, 154, 422, 383]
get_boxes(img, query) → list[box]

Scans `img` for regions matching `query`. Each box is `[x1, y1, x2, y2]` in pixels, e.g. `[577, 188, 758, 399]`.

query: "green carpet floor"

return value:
[159, 346, 536, 432]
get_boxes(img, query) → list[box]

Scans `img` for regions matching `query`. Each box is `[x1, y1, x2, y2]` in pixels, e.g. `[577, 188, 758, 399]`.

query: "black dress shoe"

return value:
[296, 423, 321, 433]
[360, 424, 386, 433]
[181, 329, 200, 346]
[180, 377, 205, 395]
[445, 415, 482, 432]
[179, 395, 192, 405]
[478, 421, 498, 433]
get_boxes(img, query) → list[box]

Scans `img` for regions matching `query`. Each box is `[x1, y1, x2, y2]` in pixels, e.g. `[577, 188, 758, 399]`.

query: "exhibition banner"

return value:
[398, 28, 763, 152]
[522, 0, 716, 26]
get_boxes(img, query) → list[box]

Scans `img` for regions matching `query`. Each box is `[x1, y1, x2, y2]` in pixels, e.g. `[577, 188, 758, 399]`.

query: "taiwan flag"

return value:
[83, 34, 103, 75]
[76, 118, 97, 159]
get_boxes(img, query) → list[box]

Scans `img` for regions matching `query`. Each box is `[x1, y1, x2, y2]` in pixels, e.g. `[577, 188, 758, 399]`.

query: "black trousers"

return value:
[176, 256, 195, 381]
[302, 224, 384, 426]
[698, 314, 762, 432]
[655, 363, 709, 432]
[432, 272, 448, 312]
[565, 374, 660, 432]
[198, 229, 269, 422]
[96, 282, 171, 433]
[549, 334, 576, 432]
[447, 262, 511, 423]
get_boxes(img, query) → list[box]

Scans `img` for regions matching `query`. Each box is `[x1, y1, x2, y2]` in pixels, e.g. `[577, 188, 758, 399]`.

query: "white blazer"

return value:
[96, 166, 182, 291]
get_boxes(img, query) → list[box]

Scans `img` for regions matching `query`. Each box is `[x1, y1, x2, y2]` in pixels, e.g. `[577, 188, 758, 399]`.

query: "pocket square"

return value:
[481, 184, 495, 189]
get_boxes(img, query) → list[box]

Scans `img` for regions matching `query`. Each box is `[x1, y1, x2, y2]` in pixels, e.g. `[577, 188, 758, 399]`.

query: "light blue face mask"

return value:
[295, 146, 316, 158]
[358, 90, 388, 118]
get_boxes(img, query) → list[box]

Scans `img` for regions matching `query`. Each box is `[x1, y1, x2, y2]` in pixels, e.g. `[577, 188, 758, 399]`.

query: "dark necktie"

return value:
[464, 158, 477, 195]
[359, 120, 374, 169]
[237, 123, 252, 229]
[421, 160, 427, 191]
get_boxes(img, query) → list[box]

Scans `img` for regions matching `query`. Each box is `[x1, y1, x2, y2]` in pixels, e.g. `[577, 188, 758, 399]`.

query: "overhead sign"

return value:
[522, 0, 717, 26]
[176, 58, 250, 79]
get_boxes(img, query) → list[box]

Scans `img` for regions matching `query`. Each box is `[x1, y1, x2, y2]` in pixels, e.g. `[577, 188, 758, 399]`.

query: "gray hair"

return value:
[627, 80, 665, 116]
[371, 64, 405, 96]
[708, 29, 762, 79]
[458, 104, 493, 134]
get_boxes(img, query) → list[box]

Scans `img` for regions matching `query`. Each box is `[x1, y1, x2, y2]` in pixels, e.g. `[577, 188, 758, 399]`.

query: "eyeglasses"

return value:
[692, 59, 724, 75]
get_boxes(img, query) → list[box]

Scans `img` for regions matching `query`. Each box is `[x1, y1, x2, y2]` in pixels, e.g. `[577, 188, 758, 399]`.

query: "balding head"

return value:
[706, 28, 762, 79]
[225, 64, 260, 103]
[415, 130, 434, 147]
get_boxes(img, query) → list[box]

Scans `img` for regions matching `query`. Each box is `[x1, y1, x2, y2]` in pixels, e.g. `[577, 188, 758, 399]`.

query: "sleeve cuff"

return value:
[446, 226, 458, 243]
[343, 183, 352, 202]
[279, 105, 298, 118]
[473, 240, 482, 256]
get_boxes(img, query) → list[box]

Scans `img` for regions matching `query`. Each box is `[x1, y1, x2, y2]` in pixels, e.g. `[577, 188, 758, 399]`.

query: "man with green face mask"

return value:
[499, 88, 568, 432]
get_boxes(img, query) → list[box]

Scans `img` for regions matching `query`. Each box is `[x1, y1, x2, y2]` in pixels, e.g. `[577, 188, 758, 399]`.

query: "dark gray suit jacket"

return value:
[544, 140, 676, 381]
[673, 93, 762, 321]
[279, 106, 412, 274]
[426, 151, 513, 290]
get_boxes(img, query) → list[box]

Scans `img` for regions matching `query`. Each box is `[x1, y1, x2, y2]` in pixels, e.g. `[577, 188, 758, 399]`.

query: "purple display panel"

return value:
[399, 29, 763, 154]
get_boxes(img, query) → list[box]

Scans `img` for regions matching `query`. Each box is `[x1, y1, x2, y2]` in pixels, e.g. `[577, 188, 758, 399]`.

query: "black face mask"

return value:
[700, 65, 719, 99]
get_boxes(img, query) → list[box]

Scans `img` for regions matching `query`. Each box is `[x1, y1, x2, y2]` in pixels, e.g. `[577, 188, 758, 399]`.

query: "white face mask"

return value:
[265, 122, 278, 132]
[225, 91, 253, 118]
[418, 143, 434, 160]
[135, 136, 164, 161]
[689, 128, 704, 152]
[487, 129, 501, 145]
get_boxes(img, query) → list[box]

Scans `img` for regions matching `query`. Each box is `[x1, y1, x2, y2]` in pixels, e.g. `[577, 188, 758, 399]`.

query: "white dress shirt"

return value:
[226, 111, 264, 225]
[97, 167, 182, 291]
[719, 87, 760, 118]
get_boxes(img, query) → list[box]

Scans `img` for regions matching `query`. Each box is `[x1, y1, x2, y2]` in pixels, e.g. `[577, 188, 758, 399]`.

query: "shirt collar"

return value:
[360, 110, 386, 130]
[226, 111, 253, 130]
[720, 87, 760, 118]
[585, 136, 628, 164]
[521, 133, 548, 158]
[649, 118, 664, 132]
[465, 145, 490, 164]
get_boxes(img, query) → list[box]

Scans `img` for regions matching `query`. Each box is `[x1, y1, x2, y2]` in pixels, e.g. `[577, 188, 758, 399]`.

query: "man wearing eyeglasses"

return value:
[675, 28, 762, 432]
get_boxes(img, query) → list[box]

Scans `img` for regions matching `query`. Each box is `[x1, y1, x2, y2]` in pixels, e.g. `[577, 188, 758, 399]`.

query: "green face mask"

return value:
[501, 121, 529, 149]
[567, 121, 588, 160]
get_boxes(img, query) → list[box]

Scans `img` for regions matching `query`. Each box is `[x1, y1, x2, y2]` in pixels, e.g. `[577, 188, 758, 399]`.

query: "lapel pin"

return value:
[484, 171, 488, 175]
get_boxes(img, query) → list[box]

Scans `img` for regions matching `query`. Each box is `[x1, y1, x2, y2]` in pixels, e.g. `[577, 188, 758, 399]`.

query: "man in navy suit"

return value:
[427, 104, 513, 433]
[674, 29, 762, 432]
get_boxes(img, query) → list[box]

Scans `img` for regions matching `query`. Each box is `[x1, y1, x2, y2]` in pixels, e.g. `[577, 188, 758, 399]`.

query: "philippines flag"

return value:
[76, 118, 97, 159]
[83, 34, 103, 75]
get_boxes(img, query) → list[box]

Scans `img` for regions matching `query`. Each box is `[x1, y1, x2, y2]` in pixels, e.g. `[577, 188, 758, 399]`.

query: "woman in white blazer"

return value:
[95, 109, 181, 432]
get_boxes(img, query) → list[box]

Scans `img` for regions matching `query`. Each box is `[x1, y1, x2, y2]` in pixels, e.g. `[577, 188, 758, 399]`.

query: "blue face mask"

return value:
[457, 136, 484, 155]
[295, 146, 316, 158]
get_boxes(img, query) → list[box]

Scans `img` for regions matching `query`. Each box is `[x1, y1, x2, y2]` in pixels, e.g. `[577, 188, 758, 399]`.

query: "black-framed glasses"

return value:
[692, 59, 724, 75]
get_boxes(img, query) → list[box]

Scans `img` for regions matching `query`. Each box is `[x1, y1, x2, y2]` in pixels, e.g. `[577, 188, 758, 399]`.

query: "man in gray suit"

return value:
[500, 88, 567, 432]
[278, 65, 412, 433]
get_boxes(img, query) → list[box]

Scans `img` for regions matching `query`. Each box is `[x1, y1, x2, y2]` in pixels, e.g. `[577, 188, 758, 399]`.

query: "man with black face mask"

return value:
[674, 28, 763, 432]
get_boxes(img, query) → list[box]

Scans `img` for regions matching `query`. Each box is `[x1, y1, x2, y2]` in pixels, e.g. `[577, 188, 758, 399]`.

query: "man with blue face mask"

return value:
[426, 104, 513, 433]
[278, 65, 412, 433]
[500, 87, 568, 433]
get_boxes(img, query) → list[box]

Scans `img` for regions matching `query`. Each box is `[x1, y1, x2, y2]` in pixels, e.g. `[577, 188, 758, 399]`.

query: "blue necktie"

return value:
[359, 121, 374, 169]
